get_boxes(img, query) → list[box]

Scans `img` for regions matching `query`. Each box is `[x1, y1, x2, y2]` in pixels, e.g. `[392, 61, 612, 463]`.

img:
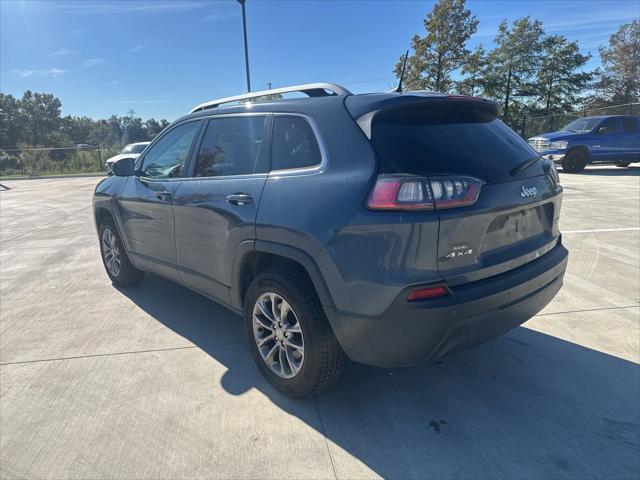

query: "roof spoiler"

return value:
[351, 94, 502, 139]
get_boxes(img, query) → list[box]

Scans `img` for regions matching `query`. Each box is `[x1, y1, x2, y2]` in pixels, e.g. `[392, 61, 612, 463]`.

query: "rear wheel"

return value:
[561, 149, 587, 173]
[244, 268, 344, 397]
[98, 219, 144, 286]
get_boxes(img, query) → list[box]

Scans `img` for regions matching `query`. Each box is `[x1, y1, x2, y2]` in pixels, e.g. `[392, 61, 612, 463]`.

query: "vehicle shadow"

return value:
[560, 165, 640, 176]
[119, 273, 640, 479]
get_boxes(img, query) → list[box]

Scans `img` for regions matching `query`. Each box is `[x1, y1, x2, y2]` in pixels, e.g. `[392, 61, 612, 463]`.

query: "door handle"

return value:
[155, 191, 172, 201]
[226, 193, 253, 205]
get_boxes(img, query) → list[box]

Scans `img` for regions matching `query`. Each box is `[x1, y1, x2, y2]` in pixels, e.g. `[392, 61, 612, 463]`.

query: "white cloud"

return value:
[201, 11, 238, 23]
[107, 80, 121, 85]
[84, 58, 106, 67]
[12, 68, 67, 78]
[129, 44, 143, 53]
[49, 49, 76, 58]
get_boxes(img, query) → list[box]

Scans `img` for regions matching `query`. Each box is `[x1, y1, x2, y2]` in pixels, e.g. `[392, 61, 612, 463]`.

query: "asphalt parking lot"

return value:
[1, 167, 639, 479]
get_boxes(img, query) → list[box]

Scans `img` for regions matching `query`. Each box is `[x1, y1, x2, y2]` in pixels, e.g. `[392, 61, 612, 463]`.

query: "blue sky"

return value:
[1, 0, 638, 121]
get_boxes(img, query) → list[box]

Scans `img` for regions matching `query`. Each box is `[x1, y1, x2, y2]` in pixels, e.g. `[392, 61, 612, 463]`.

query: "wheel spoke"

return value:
[264, 343, 279, 364]
[270, 294, 280, 321]
[280, 299, 290, 321]
[285, 347, 300, 375]
[256, 299, 275, 322]
[284, 323, 302, 334]
[284, 338, 303, 351]
[256, 333, 274, 348]
[278, 348, 288, 376]
[253, 313, 273, 331]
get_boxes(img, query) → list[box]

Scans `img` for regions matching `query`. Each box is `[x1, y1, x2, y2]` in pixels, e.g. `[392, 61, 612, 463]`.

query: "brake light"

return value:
[367, 175, 482, 211]
[407, 285, 449, 301]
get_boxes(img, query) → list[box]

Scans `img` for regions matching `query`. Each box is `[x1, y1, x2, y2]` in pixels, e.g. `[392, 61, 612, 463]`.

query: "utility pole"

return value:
[268, 82, 272, 90]
[237, 0, 251, 92]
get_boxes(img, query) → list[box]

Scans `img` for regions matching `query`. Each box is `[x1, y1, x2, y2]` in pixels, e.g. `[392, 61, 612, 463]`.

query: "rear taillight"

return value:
[367, 175, 483, 211]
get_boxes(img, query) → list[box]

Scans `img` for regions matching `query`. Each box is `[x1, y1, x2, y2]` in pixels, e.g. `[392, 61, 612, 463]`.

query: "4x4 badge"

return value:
[520, 185, 537, 198]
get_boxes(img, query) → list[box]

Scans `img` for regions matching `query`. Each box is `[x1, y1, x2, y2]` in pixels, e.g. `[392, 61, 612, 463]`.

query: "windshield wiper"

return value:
[510, 155, 541, 176]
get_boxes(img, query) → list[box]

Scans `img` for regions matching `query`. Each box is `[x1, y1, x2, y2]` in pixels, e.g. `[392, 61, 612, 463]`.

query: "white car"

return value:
[105, 142, 150, 172]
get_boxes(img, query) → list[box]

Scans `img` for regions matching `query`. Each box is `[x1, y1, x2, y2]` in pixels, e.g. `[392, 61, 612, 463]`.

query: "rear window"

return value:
[370, 109, 540, 182]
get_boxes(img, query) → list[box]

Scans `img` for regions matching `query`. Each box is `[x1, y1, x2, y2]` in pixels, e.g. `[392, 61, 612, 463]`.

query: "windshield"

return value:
[120, 143, 147, 154]
[561, 118, 599, 132]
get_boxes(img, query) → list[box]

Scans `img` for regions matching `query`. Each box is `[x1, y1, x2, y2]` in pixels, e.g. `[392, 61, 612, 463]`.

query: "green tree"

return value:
[395, 0, 478, 92]
[0, 93, 24, 148]
[483, 17, 544, 123]
[121, 116, 148, 144]
[457, 44, 485, 96]
[595, 20, 640, 104]
[535, 35, 592, 116]
[19, 91, 62, 146]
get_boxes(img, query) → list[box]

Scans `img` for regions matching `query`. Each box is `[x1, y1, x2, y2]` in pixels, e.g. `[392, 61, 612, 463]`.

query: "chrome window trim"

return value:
[179, 112, 327, 180]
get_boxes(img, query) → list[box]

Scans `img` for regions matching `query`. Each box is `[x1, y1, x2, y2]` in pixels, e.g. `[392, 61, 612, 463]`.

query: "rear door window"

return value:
[193, 115, 269, 177]
[370, 109, 541, 183]
[623, 117, 639, 133]
[271, 116, 322, 171]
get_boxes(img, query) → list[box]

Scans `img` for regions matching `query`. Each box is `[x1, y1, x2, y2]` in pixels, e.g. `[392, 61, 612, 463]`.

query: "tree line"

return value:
[395, 0, 639, 129]
[0, 91, 170, 174]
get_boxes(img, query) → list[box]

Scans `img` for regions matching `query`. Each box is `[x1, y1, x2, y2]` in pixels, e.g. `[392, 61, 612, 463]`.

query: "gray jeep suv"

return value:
[93, 83, 568, 397]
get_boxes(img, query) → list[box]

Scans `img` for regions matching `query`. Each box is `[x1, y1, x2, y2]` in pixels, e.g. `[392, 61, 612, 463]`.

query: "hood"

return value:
[532, 130, 586, 141]
[105, 153, 142, 164]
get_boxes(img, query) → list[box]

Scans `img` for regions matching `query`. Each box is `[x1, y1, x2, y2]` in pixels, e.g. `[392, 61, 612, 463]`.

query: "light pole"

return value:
[237, 0, 251, 92]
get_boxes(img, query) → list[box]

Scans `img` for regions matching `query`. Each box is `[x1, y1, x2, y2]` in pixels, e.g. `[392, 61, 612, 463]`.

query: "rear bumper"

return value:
[326, 243, 568, 367]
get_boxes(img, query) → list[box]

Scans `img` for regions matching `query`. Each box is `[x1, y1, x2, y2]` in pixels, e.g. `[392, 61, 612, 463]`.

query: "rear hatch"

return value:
[347, 94, 563, 286]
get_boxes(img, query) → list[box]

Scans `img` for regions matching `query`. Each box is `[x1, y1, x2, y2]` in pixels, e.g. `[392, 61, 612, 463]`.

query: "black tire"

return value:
[244, 268, 344, 398]
[561, 149, 587, 173]
[616, 161, 631, 168]
[98, 218, 145, 287]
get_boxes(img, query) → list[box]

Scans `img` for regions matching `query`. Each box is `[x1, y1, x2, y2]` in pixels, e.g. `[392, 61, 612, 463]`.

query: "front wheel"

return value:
[616, 161, 631, 168]
[98, 219, 145, 287]
[244, 268, 344, 397]
[561, 150, 587, 173]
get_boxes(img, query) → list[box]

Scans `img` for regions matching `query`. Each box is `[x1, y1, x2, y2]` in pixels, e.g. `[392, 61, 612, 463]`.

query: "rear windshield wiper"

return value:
[510, 155, 541, 176]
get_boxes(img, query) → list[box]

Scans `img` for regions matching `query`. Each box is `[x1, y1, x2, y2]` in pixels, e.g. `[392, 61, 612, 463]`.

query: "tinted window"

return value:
[623, 117, 639, 133]
[370, 109, 540, 183]
[561, 118, 599, 132]
[194, 116, 268, 177]
[271, 116, 321, 170]
[598, 118, 619, 134]
[141, 122, 200, 178]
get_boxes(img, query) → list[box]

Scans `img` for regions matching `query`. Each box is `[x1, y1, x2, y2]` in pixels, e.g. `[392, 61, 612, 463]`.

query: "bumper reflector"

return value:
[407, 285, 449, 301]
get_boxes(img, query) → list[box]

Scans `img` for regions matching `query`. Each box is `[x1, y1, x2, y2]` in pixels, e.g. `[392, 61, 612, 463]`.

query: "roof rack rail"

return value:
[189, 82, 352, 113]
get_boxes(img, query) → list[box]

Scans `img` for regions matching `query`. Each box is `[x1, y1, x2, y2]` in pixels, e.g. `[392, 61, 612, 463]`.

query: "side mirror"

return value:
[111, 157, 136, 176]
[597, 126, 609, 134]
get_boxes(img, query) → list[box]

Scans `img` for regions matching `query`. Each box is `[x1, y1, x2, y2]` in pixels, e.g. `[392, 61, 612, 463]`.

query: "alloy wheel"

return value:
[252, 292, 304, 378]
[102, 228, 121, 277]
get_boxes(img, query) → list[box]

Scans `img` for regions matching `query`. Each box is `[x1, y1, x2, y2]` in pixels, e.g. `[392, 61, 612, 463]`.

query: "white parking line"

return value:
[563, 196, 640, 202]
[563, 227, 640, 234]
